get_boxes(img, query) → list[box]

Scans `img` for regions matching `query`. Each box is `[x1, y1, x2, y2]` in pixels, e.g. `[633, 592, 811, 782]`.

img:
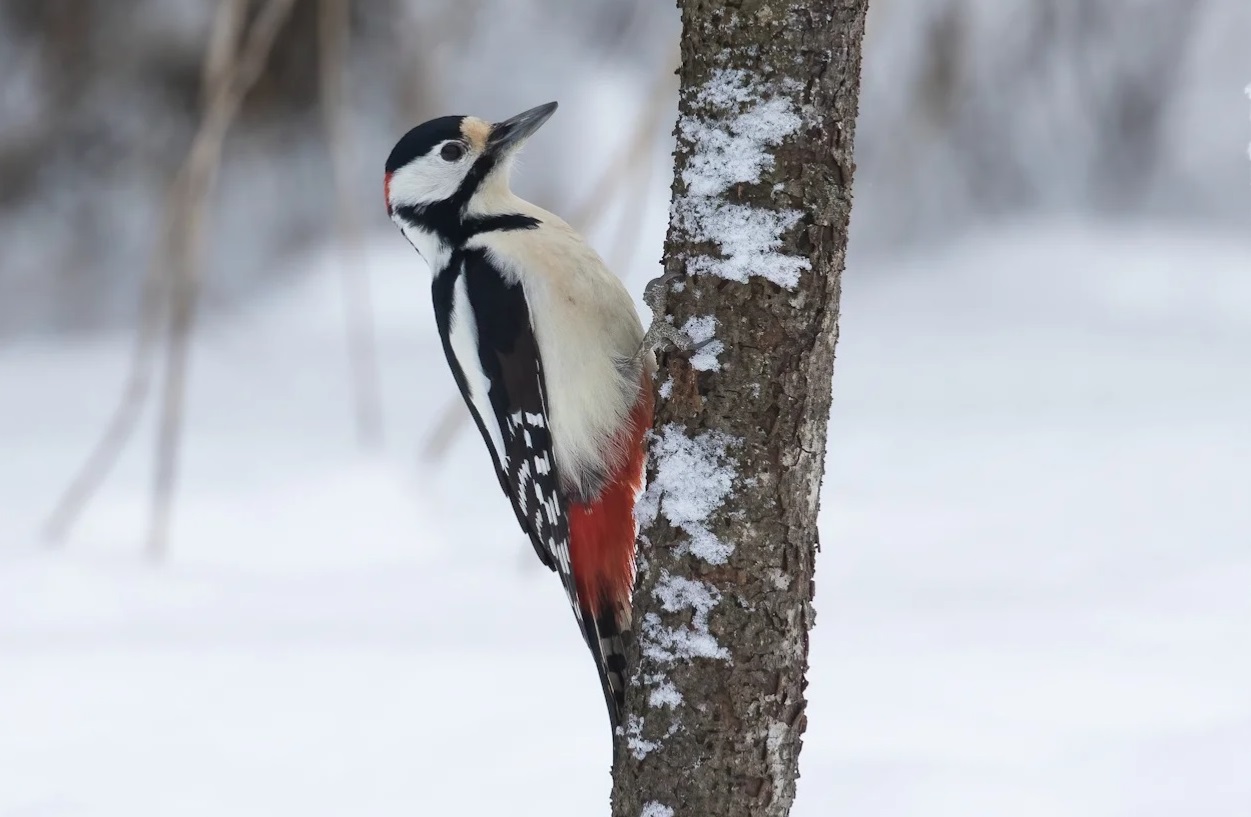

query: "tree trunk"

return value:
[611, 2, 868, 816]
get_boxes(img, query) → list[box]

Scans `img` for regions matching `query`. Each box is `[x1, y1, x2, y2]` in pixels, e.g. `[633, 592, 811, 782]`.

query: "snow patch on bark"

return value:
[641, 803, 675, 817]
[635, 424, 735, 565]
[685, 315, 725, 372]
[648, 679, 684, 709]
[672, 68, 809, 289]
[625, 714, 659, 760]
[641, 572, 730, 663]
[682, 204, 807, 288]
[680, 68, 801, 197]
[626, 710, 682, 759]
[681, 315, 724, 372]
[630, 568, 730, 760]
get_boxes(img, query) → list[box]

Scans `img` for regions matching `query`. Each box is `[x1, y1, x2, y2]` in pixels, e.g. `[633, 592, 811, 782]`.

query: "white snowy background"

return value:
[2, 1, 1250, 815]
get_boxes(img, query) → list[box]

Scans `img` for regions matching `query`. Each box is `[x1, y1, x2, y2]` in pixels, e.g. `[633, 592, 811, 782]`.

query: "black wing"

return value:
[432, 248, 569, 575]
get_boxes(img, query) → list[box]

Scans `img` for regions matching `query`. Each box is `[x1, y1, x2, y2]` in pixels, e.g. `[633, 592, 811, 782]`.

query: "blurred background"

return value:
[1, 1, 1248, 815]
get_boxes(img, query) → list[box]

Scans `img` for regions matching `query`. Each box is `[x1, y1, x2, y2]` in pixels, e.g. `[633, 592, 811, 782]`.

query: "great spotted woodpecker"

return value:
[384, 102, 654, 731]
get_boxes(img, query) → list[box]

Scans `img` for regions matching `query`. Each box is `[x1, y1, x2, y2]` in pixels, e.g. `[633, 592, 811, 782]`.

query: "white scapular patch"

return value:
[448, 272, 507, 470]
[396, 223, 449, 276]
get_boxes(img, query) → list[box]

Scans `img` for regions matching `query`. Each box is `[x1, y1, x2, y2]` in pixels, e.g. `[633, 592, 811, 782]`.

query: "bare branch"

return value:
[148, 0, 300, 560]
[41, 218, 172, 545]
[202, 0, 247, 98]
[40, 0, 261, 547]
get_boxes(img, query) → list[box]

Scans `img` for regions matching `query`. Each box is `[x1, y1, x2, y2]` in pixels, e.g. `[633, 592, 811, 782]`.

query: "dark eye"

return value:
[440, 142, 465, 162]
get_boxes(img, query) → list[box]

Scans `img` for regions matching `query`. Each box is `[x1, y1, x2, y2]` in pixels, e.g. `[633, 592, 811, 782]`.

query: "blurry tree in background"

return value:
[40, 0, 378, 556]
[610, 2, 866, 816]
[0, 0, 391, 335]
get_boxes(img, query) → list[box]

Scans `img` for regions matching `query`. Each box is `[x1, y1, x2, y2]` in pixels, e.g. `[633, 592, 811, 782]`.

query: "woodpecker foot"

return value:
[642, 269, 683, 317]
[639, 270, 717, 357]
[641, 319, 696, 355]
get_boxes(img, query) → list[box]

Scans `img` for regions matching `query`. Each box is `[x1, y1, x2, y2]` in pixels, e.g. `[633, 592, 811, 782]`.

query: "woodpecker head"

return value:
[384, 101, 557, 233]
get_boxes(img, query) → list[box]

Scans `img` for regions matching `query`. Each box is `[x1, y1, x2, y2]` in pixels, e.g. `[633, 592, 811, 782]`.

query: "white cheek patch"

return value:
[388, 151, 469, 206]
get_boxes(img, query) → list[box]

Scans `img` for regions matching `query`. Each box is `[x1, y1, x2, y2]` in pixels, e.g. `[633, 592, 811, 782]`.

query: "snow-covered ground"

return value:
[1, 221, 1248, 816]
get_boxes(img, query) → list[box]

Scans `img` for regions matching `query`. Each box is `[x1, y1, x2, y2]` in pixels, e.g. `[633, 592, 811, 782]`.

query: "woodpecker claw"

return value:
[641, 320, 697, 355]
[639, 269, 701, 356]
[643, 269, 684, 313]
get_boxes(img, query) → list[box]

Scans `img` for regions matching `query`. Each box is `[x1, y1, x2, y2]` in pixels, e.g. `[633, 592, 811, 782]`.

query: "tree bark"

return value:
[611, 2, 867, 816]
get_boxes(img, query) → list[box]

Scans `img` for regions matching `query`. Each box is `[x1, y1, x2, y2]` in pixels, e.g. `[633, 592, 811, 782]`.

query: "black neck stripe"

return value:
[466, 213, 542, 235]
[395, 204, 541, 244]
[395, 153, 540, 247]
[394, 150, 542, 247]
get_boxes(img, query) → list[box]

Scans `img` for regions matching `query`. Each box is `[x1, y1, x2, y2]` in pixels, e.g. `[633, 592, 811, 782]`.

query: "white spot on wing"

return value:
[396, 225, 450, 276]
[516, 461, 532, 514]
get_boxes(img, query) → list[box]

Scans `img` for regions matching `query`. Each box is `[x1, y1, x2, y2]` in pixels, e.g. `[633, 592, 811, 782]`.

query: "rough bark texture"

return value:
[610, 2, 867, 816]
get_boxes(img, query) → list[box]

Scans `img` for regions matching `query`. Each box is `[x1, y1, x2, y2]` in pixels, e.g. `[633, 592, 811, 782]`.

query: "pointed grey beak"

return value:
[488, 101, 558, 154]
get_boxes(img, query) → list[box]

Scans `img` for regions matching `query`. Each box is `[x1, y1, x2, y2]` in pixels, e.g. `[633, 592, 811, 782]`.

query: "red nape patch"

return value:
[383, 172, 393, 214]
[567, 378, 654, 618]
